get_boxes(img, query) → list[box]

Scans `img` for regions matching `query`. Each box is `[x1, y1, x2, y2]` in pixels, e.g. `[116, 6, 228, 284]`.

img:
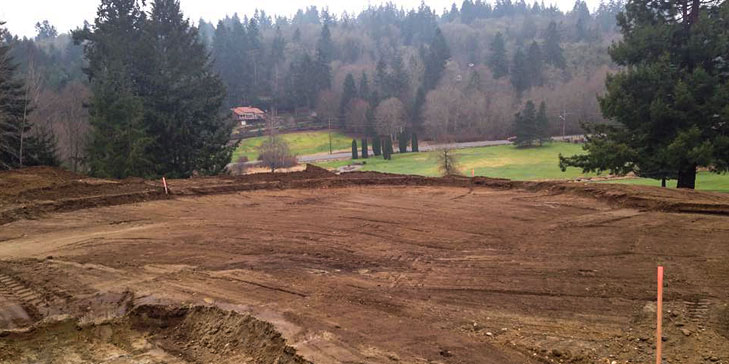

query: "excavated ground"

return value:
[0, 166, 728, 363]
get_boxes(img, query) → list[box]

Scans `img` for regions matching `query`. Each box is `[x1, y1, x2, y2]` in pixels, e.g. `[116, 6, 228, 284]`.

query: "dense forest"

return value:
[1, 0, 624, 176]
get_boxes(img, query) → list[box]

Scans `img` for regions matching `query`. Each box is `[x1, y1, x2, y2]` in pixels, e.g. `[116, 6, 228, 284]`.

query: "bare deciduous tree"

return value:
[346, 98, 369, 133]
[20, 60, 43, 167]
[374, 97, 406, 137]
[28, 81, 90, 172]
[258, 136, 297, 172]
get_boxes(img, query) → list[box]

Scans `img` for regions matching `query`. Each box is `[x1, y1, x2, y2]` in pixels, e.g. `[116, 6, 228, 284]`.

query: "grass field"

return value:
[316, 142, 729, 192]
[232, 131, 351, 162]
[600, 172, 729, 193]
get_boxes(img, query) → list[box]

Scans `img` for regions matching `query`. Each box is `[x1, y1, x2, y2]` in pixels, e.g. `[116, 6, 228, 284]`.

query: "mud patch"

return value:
[0, 304, 311, 364]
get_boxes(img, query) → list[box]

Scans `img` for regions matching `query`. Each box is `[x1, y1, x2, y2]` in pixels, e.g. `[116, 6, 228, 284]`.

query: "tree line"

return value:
[6, 0, 726, 189]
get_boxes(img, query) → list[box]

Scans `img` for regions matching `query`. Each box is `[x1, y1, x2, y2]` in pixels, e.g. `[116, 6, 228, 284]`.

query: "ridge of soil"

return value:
[4, 164, 728, 225]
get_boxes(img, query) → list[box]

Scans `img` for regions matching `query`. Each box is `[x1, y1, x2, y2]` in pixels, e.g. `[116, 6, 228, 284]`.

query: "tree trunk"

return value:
[661, 178, 666, 188]
[676, 164, 697, 189]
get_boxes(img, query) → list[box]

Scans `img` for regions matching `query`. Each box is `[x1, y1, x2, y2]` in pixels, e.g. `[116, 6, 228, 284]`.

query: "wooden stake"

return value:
[656, 266, 663, 364]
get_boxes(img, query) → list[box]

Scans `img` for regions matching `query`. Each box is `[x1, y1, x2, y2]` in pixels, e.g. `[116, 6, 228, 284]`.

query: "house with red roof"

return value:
[232, 106, 265, 126]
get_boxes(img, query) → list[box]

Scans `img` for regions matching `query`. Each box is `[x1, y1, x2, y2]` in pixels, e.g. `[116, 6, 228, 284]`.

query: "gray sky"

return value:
[1, 0, 599, 38]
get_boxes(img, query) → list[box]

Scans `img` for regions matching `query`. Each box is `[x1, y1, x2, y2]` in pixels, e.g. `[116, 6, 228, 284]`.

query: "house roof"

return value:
[232, 106, 265, 115]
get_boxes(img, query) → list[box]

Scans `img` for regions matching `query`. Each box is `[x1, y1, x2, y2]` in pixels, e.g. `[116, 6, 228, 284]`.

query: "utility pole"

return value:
[559, 107, 571, 140]
[328, 117, 332, 154]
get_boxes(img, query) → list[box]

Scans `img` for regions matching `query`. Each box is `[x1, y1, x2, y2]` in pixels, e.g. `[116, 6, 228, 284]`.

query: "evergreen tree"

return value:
[143, 0, 235, 177]
[423, 27, 451, 91]
[75, 0, 234, 178]
[0, 23, 58, 170]
[381, 136, 389, 160]
[314, 24, 333, 92]
[536, 101, 550, 145]
[513, 100, 538, 147]
[340, 73, 357, 128]
[73, 0, 152, 177]
[85, 64, 152, 178]
[351, 139, 358, 159]
[359, 72, 370, 102]
[372, 134, 382, 156]
[361, 137, 368, 158]
[398, 131, 409, 153]
[374, 58, 388, 99]
[316, 24, 334, 63]
[269, 26, 286, 106]
[412, 86, 426, 132]
[390, 53, 410, 102]
[411, 132, 419, 152]
[382, 136, 393, 160]
[488, 32, 509, 78]
[526, 41, 543, 87]
[510, 48, 529, 95]
[560, 0, 729, 189]
[543, 21, 566, 68]
[246, 18, 264, 100]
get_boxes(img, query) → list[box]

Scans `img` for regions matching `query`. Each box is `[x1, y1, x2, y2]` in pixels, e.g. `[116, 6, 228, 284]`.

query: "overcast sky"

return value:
[1, 0, 601, 38]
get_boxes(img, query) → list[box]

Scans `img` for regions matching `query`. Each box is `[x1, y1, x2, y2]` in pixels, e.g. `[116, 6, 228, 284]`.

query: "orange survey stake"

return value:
[656, 266, 663, 364]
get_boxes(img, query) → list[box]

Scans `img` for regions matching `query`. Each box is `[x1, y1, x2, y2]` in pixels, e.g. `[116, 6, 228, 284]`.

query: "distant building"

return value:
[232, 106, 265, 126]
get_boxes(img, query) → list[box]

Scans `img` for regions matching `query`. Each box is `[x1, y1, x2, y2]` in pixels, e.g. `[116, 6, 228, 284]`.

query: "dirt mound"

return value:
[0, 304, 311, 364]
[516, 180, 729, 214]
[0, 167, 166, 225]
[0, 166, 85, 198]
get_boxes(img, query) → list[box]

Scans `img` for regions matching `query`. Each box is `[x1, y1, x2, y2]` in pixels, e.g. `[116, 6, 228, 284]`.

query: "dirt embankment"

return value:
[0, 304, 310, 364]
[3, 165, 729, 226]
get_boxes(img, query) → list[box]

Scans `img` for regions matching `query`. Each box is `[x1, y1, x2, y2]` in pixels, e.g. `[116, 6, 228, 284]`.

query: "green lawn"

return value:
[316, 142, 729, 192]
[598, 172, 729, 193]
[232, 131, 351, 162]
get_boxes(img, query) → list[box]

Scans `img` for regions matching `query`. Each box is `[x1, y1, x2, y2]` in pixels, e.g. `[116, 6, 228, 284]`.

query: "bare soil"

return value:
[0, 166, 728, 363]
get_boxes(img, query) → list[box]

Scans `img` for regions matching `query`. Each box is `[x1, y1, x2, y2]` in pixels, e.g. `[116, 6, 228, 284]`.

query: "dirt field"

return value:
[0, 167, 728, 363]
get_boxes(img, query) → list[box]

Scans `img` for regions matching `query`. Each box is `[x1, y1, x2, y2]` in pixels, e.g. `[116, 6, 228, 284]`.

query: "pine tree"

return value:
[423, 27, 451, 91]
[526, 41, 543, 87]
[143, 0, 234, 177]
[85, 64, 152, 178]
[488, 32, 509, 79]
[412, 86, 426, 132]
[385, 136, 394, 160]
[314, 24, 333, 93]
[351, 139, 358, 159]
[75, 0, 234, 178]
[411, 132, 419, 152]
[390, 53, 410, 102]
[374, 58, 388, 99]
[73, 0, 152, 177]
[372, 134, 382, 156]
[513, 100, 538, 147]
[359, 72, 370, 102]
[536, 101, 550, 145]
[361, 137, 368, 158]
[510, 48, 530, 95]
[340, 73, 357, 128]
[398, 131, 409, 153]
[543, 21, 566, 68]
[0, 23, 58, 170]
[560, 0, 729, 189]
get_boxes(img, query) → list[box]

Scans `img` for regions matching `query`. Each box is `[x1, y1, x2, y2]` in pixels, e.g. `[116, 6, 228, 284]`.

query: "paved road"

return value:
[296, 135, 584, 163]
